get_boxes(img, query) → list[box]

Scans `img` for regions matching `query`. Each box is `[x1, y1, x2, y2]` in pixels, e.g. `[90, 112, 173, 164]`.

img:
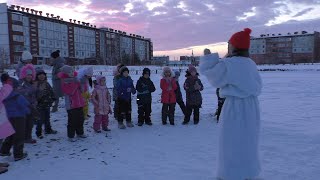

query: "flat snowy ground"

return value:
[1, 70, 320, 180]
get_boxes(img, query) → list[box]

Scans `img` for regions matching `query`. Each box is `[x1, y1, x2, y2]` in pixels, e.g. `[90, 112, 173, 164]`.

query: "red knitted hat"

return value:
[229, 28, 252, 49]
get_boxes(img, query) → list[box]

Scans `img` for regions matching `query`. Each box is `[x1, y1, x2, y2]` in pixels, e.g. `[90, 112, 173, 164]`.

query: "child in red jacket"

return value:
[160, 66, 177, 125]
[58, 65, 86, 142]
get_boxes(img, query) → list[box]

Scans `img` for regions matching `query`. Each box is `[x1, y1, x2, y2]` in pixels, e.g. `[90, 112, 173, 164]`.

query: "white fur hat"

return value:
[21, 51, 33, 62]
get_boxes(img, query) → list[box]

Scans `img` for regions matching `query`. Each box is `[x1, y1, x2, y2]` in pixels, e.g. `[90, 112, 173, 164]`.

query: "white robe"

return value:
[200, 53, 262, 180]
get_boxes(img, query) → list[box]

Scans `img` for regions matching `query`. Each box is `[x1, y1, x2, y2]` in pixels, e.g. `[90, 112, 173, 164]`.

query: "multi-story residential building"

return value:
[250, 31, 320, 64]
[0, 3, 153, 66]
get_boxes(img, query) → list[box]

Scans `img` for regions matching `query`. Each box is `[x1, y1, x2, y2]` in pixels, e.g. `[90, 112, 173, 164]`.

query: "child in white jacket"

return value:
[200, 28, 262, 180]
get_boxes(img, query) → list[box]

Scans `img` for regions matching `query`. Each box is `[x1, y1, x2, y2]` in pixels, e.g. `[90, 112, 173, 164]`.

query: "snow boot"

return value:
[77, 134, 88, 138]
[126, 121, 134, 128]
[103, 127, 111, 132]
[25, 139, 37, 144]
[45, 129, 58, 135]
[0, 152, 11, 157]
[95, 130, 102, 133]
[68, 138, 77, 142]
[137, 122, 144, 126]
[14, 153, 28, 162]
[0, 167, 8, 174]
[145, 121, 153, 126]
[0, 162, 9, 167]
[118, 122, 126, 129]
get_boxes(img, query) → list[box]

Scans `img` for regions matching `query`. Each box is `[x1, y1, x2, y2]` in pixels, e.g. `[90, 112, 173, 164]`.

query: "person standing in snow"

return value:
[182, 65, 204, 125]
[136, 68, 156, 126]
[112, 64, 125, 120]
[58, 65, 87, 142]
[116, 66, 136, 129]
[51, 50, 65, 113]
[91, 76, 112, 133]
[200, 28, 262, 180]
[160, 66, 177, 125]
[77, 67, 94, 120]
[35, 68, 57, 138]
[17, 64, 38, 144]
[173, 70, 187, 117]
[0, 75, 30, 161]
[0, 75, 14, 174]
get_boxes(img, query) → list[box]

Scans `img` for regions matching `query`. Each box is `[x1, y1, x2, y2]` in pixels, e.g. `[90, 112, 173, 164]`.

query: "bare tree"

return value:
[0, 47, 9, 73]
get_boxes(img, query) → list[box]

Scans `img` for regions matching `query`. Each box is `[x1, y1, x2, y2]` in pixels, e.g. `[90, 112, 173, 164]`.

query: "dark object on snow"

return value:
[215, 88, 225, 123]
[88, 77, 93, 88]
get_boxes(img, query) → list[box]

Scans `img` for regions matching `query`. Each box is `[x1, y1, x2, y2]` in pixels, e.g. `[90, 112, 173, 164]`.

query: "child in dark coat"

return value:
[136, 68, 156, 126]
[35, 68, 57, 138]
[0, 75, 30, 161]
[173, 70, 186, 116]
[182, 65, 204, 125]
[112, 64, 125, 120]
[116, 66, 136, 129]
[160, 66, 177, 125]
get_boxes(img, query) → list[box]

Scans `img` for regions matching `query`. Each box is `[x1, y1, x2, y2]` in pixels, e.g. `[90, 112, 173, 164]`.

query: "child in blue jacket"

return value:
[116, 66, 136, 129]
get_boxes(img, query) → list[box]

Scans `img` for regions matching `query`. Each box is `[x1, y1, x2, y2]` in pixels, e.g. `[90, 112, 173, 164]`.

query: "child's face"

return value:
[123, 71, 129, 77]
[143, 73, 150, 79]
[191, 71, 197, 76]
[25, 74, 33, 82]
[165, 71, 171, 77]
[68, 70, 74, 77]
[100, 78, 106, 85]
[38, 74, 46, 81]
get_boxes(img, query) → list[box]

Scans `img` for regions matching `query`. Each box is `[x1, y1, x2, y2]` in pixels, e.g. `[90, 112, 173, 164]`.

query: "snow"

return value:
[1, 66, 320, 180]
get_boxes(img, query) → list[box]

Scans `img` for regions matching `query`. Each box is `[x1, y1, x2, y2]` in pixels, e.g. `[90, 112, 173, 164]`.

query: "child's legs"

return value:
[11, 117, 25, 158]
[75, 108, 85, 136]
[101, 115, 109, 129]
[0, 136, 13, 154]
[145, 103, 152, 123]
[67, 109, 76, 138]
[36, 109, 45, 135]
[114, 100, 119, 119]
[184, 105, 193, 122]
[137, 104, 145, 123]
[193, 106, 200, 123]
[125, 101, 132, 122]
[43, 108, 52, 132]
[93, 115, 103, 131]
[168, 103, 176, 123]
[25, 114, 34, 141]
[162, 104, 169, 122]
[177, 99, 187, 115]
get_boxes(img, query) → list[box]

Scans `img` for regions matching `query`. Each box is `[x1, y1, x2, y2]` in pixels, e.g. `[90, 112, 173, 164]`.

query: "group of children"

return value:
[0, 56, 204, 174]
[112, 64, 204, 128]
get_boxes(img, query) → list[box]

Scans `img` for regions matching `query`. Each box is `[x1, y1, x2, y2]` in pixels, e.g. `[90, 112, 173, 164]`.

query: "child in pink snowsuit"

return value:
[91, 76, 112, 133]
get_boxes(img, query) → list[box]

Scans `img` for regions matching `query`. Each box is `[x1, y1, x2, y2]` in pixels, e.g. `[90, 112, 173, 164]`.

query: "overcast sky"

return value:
[2, 0, 320, 58]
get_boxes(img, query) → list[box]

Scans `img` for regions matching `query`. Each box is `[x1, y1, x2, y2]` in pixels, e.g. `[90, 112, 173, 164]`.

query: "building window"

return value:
[11, 14, 22, 21]
[12, 25, 23, 32]
[13, 35, 24, 42]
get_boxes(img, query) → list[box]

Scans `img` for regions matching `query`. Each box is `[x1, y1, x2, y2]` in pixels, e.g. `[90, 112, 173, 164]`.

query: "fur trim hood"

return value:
[19, 64, 36, 80]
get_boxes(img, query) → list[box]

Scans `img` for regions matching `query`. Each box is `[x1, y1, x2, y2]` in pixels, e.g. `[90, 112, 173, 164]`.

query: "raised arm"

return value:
[199, 53, 228, 88]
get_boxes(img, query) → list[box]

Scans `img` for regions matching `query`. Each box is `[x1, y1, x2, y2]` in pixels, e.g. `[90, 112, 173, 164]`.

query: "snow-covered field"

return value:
[1, 66, 320, 180]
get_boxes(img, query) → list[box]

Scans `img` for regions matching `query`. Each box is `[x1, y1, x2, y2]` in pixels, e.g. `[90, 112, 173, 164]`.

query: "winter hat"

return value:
[84, 67, 94, 77]
[21, 51, 33, 63]
[51, 50, 60, 59]
[60, 65, 74, 75]
[142, 68, 151, 76]
[19, 64, 36, 80]
[229, 28, 252, 49]
[113, 64, 125, 76]
[0, 73, 9, 83]
[9, 77, 20, 89]
[162, 66, 173, 77]
[96, 75, 106, 85]
[174, 70, 180, 78]
[188, 65, 197, 73]
[119, 66, 129, 75]
[36, 67, 46, 76]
